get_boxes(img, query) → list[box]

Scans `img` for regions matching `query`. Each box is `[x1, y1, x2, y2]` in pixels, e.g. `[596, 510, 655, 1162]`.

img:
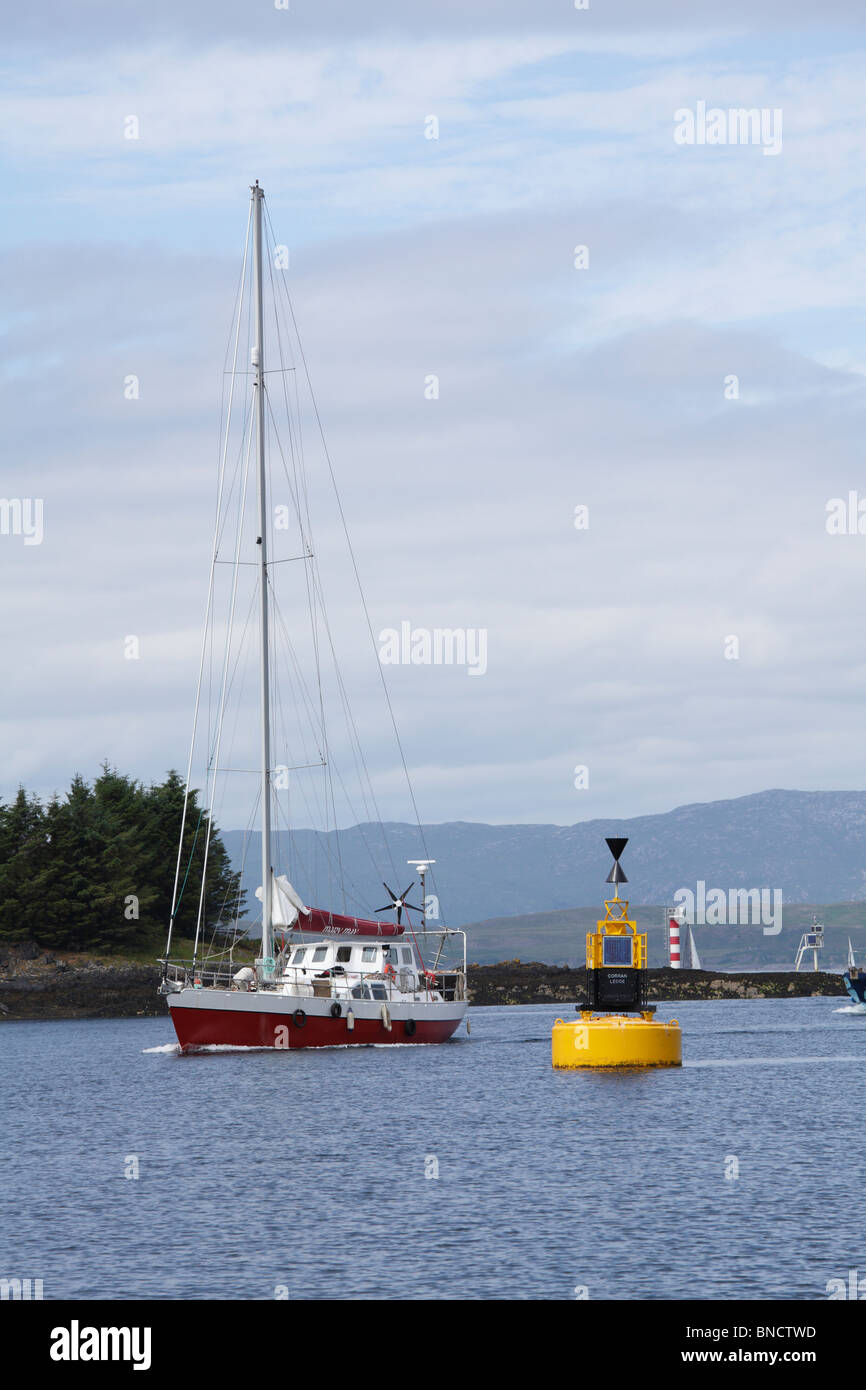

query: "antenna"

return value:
[407, 859, 436, 931]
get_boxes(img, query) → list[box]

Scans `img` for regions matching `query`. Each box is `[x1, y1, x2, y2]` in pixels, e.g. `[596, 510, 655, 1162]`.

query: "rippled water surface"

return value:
[1, 998, 863, 1299]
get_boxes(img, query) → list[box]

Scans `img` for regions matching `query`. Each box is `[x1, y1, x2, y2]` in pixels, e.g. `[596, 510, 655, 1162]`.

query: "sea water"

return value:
[0, 998, 862, 1300]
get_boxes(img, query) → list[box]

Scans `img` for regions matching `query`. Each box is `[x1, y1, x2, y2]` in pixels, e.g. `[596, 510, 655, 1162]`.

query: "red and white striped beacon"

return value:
[668, 906, 686, 969]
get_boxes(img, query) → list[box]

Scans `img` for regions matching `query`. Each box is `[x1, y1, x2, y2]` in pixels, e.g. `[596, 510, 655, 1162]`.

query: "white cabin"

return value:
[272, 938, 443, 1002]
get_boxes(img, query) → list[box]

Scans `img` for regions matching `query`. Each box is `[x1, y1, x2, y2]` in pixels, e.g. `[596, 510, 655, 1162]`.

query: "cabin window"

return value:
[401, 948, 413, 964]
[370, 983, 387, 1000]
[291, 949, 307, 964]
[336, 946, 352, 963]
[361, 947, 377, 962]
[311, 947, 328, 963]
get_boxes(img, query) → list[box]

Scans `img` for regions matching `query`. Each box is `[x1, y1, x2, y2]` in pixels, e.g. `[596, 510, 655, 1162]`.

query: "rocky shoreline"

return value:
[0, 943, 849, 1022]
[0, 944, 164, 1020]
[466, 961, 847, 1007]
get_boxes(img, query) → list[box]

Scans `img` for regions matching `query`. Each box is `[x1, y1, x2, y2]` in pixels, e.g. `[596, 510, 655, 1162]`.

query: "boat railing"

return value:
[355, 971, 466, 1003]
[159, 934, 467, 1000]
[159, 959, 239, 990]
[159, 956, 467, 1001]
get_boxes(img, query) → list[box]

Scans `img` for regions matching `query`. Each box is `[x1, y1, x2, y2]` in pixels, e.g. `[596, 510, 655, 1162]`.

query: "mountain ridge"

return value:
[222, 787, 866, 928]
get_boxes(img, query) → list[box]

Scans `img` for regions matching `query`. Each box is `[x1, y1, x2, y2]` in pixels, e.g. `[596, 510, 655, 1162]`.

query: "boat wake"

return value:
[144, 1040, 448, 1055]
[833, 1003, 866, 1015]
[143, 1042, 276, 1054]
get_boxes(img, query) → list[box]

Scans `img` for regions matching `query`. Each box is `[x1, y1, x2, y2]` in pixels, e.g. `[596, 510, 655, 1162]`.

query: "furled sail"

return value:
[301, 908, 405, 938]
[255, 873, 310, 928]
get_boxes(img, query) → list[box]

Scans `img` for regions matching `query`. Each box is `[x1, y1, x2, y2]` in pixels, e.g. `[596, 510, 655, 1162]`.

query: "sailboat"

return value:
[844, 937, 866, 1007]
[686, 924, 702, 971]
[158, 182, 468, 1049]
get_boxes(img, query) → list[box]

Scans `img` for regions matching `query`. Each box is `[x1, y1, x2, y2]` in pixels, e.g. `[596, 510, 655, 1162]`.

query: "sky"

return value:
[3, 0, 866, 831]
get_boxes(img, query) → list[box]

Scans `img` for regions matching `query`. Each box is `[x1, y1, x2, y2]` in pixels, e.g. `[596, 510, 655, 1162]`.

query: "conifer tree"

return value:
[0, 768, 245, 953]
[0, 789, 48, 942]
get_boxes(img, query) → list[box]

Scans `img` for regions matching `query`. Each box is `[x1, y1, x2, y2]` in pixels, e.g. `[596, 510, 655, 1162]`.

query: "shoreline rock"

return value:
[465, 961, 846, 1007]
[0, 944, 848, 1021]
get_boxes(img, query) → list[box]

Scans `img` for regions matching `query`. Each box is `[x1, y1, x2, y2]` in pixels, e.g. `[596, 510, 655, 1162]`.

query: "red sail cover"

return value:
[296, 908, 405, 938]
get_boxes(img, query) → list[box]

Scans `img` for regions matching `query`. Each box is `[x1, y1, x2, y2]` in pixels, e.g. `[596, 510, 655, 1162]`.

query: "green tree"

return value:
[142, 770, 246, 945]
[0, 788, 48, 942]
[0, 767, 245, 954]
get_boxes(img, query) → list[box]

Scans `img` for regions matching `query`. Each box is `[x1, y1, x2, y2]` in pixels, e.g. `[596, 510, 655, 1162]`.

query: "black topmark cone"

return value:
[605, 837, 628, 883]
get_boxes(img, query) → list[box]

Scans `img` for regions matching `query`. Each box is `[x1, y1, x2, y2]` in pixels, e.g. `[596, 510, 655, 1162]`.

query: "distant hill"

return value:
[458, 903, 866, 971]
[222, 789, 866, 930]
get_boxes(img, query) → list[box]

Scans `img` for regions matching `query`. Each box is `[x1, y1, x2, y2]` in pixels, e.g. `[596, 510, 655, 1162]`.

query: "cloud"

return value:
[4, 0, 866, 54]
[2, 19, 865, 831]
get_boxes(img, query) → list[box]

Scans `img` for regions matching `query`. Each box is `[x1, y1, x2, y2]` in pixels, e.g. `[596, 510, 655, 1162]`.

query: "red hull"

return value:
[169, 1004, 462, 1050]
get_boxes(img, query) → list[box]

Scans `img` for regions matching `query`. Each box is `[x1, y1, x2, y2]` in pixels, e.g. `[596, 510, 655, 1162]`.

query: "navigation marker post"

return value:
[794, 916, 824, 972]
[552, 838, 683, 1068]
[667, 903, 686, 968]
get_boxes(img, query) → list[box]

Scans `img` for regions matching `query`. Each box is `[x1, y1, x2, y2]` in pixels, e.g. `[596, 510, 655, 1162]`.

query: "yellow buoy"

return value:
[552, 1012, 681, 1068]
[552, 837, 682, 1069]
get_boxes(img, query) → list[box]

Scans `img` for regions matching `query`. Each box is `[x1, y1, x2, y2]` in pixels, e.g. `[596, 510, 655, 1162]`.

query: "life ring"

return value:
[404, 1017, 417, 1037]
[329, 1002, 342, 1018]
[293, 1009, 307, 1028]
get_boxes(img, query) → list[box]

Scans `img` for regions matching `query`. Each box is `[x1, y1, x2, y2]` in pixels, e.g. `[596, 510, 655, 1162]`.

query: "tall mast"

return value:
[252, 180, 273, 976]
